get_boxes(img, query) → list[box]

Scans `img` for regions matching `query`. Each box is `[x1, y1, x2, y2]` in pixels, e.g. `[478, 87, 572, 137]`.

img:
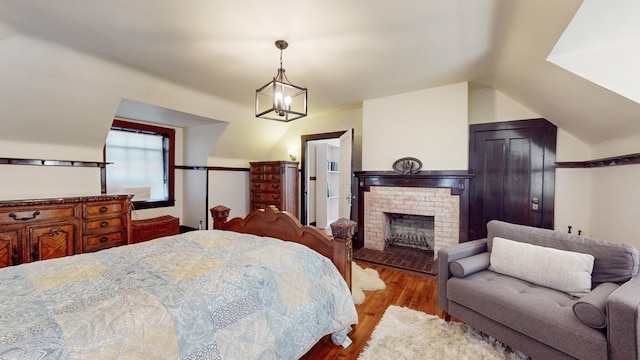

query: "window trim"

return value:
[103, 119, 176, 209]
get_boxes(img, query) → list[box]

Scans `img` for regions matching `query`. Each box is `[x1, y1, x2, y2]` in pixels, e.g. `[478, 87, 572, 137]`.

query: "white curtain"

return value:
[105, 130, 165, 201]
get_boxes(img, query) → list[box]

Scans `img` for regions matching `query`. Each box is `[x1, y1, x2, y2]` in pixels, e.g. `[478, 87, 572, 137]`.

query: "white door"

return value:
[338, 129, 353, 219]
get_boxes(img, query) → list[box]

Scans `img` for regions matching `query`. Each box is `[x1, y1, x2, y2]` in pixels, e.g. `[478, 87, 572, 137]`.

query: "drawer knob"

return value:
[100, 221, 109, 228]
[99, 206, 108, 213]
[100, 236, 109, 243]
[8, 211, 41, 221]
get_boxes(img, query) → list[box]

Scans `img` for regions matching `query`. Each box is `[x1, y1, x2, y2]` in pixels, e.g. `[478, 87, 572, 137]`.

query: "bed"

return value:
[0, 205, 358, 359]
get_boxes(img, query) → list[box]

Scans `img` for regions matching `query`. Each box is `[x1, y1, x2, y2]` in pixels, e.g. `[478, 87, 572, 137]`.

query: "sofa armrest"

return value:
[608, 274, 640, 360]
[437, 239, 488, 313]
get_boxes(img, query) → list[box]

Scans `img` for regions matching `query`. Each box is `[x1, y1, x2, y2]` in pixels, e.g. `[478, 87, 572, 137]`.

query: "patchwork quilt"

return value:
[0, 230, 358, 359]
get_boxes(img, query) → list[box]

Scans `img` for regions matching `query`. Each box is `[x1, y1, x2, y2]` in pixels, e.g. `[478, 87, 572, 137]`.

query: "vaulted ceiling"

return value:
[1, 0, 639, 151]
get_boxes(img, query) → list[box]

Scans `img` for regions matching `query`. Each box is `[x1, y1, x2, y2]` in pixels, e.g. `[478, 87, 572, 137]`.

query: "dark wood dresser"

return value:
[250, 161, 299, 217]
[0, 195, 133, 268]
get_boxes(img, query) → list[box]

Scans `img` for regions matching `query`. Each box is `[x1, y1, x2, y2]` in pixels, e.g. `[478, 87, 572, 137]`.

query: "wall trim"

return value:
[556, 153, 640, 168]
[0, 157, 108, 168]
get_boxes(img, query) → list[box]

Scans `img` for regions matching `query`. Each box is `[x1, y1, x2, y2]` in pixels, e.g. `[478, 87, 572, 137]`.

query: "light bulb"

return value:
[275, 93, 284, 116]
[275, 92, 282, 107]
[284, 96, 292, 110]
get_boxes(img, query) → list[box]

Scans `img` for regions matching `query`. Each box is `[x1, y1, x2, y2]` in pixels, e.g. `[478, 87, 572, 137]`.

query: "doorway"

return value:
[300, 130, 354, 229]
[468, 119, 557, 240]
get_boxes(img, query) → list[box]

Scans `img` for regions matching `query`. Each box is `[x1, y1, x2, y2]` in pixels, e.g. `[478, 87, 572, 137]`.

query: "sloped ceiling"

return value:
[1, 0, 639, 151]
[548, 1, 640, 108]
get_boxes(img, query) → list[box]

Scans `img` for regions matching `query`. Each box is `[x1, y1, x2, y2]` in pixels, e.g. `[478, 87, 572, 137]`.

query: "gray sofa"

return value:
[438, 220, 640, 360]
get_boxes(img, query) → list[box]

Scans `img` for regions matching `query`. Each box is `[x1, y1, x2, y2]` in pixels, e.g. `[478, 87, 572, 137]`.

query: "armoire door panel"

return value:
[469, 119, 556, 240]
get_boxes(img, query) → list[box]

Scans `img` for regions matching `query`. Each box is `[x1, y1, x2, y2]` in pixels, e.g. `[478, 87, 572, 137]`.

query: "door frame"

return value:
[300, 130, 350, 225]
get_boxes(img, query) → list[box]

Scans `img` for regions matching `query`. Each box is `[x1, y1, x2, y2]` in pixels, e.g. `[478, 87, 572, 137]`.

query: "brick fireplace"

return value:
[355, 171, 472, 259]
[364, 186, 459, 257]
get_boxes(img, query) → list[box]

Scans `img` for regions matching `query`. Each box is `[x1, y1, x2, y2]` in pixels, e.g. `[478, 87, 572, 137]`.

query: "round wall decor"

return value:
[392, 157, 422, 174]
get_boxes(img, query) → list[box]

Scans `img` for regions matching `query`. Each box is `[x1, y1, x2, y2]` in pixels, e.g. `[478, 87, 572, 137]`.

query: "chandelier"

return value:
[255, 40, 307, 122]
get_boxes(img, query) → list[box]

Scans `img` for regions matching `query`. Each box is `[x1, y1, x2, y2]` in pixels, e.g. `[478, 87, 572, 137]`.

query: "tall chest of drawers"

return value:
[0, 195, 132, 268]
[250, 161, 299, 217]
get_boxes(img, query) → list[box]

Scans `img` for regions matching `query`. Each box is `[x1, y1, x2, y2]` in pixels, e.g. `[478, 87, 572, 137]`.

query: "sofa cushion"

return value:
[489, 237, 595, 297]
[447, 270, 607, 360]
[449, 252, 490, 278]
[573, 282, 620, 329]
[486, 220, 639, 285]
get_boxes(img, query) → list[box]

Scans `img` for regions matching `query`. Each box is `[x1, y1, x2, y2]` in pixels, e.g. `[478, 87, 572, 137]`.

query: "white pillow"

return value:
[489, 237, 595, 297]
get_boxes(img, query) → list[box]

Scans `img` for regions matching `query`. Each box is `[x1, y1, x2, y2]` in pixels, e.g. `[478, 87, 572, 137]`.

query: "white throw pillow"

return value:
[489, 237, 595, 297]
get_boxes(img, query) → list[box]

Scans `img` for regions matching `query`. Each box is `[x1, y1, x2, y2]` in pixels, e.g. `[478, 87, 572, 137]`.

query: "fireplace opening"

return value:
[384, 213, 434, 250]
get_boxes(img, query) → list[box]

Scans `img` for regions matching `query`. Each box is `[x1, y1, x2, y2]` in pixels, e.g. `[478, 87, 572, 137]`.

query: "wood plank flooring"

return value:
[301, 262, 443, 360]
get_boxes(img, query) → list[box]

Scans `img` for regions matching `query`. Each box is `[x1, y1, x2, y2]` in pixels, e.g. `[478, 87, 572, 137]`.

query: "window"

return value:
[104, 120, 175, 209]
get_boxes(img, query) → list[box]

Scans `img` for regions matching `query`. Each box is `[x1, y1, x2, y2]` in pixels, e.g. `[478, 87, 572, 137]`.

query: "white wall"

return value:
[181, 170, 208, 229]
[469, 87, 539, 123]
[0, 142, 103, 200]
[267, 105, 363, 166]
[0, 166, 100, 200]
[207, 170, 250, 227]
[362, 82, 469, 170]
[554, 129, 593, 236]
[586, 132, 640, 247]
[552, 107, 640, 247]
[589, 165, 640, 247]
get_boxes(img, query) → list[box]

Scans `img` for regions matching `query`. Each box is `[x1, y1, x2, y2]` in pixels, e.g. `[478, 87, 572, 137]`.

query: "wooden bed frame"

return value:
[210, 205, 355, 289]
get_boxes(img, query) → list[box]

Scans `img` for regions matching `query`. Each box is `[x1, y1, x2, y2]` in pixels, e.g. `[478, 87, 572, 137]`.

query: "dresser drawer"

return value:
[83, 202, 124, 218]
[252, 192, 281, 202]
[251, 173, 281, 182]
[84, 216, 123, 231]
[0, 205, 77, 225]
[252, 182, 281, 191]
[251, 163, 283, 173]
[84, 230, 126, 252]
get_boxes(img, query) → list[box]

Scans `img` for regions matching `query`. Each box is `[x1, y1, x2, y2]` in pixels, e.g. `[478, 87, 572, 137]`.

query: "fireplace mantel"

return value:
[354, 171, 473, 249]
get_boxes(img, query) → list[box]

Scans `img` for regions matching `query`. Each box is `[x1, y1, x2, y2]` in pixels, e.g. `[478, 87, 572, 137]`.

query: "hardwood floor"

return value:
[301, 262, 444, 359]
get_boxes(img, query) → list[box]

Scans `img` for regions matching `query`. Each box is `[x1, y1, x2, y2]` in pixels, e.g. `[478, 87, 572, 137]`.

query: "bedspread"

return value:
[0, 230, 358, 359]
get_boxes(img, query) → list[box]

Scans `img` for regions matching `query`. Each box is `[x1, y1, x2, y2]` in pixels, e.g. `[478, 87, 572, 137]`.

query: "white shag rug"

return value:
[352, 262, 386, 305]
[358, 305, 529, 360]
